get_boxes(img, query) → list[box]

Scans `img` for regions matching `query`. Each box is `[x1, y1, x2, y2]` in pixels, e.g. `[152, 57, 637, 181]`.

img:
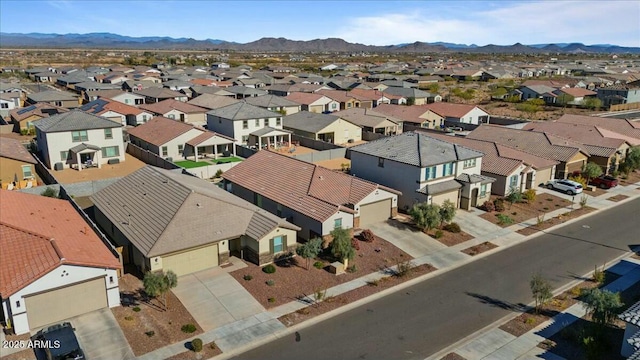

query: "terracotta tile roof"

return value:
[523, 121, 626, 156]
[284, 92, 327, 105]
[186, 130, 235, 146]
[316, 90, 358, 103]
[0, 137, 37, 164]
[9, 103, 68, 122]
[127, 116, 198, 146]
[467, 125, 588, 162]
[80, 98, 145, 116]
[423, 102, 486, 119]
[190, 78, 216, 86]
[373, 104, 430, 124]
[222, 151, 397, 222]
[557, 87, 597, 97]
[0, 190, 121, 297]
[556, 114, 640, 142]
[140, 99, 207, 115]
[348, 88, 386, 101]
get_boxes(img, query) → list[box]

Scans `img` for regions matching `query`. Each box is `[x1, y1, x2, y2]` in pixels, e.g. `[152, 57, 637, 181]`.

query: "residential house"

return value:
[187, 94, 240, 110]
[223, 85, 268, 99]
[33, 110, 125, 171]
[92, 166, 300, 275]
[333, 108, 401, 136]
[206, 102, 286, 146]
[71, 81, 120, 94]
[316, 90, 361, 110]
[555, 114, 640, 145]
[0, 92, 20, 112]
[597, 85, 640, 108]
[373, 104, 434, 129]
[127, 116, 235, 162]
[284, 92, 339, 113]
[619, 300, 640, 358]
[162, 80, 193, 92]
[522, 121, 631, 174]
[467, 125, 589, 179]
[422, 102, 490, 125]
[139, 99, 208, 127]
[0, 190, 121, 335]
[134, 87, 188, 104]
[0, 137, 38, 190]
[349, 88, 392, 107]
[84, 89, 146, 106]
[349, 132, 492, 211]
[26, 90, 79, 109]
[121, 80, 163, 92]
[80, 98, 154, 126]
[382, 87, 441, 105]
[9, 103, 68, 133]
[245, 94, 301, 115]
[283, 111, 362, 145]
[425, 132, 558, 196]
[222, 151, 400, 240]
[552, 87, 597, 105]
[515, 85, 557, 101]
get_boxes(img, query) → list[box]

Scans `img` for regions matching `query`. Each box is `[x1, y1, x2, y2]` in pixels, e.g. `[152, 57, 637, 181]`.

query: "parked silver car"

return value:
[545, 179, 584, 195]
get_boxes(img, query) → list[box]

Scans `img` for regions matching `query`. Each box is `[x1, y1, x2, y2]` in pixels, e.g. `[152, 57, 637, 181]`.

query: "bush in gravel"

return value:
[395, 259, 415, 277]
[132, 306, 141, 312]
[482, 200, 495, 212]
[347, 264, 357, 273]
[351, 238, 360, 251]
[191, 338, 203, 352]
[262, 264, 276, 274]
[443, 222, 461, 233]
[433, 230, 443, 239]
[145, 330, 155, 337]
[313, 261, 324, 269]
[243, 274, 253, 281]
[361, 229, 375, 242]
[266, 279, 275, 286]
[493, 198, 506, 212]
[268, 297, 276, 303]
[124, 316, 133, 321]
[181, 324, 197, 333]
[496, 214, 514, 225]
[524, 189, 537, 203]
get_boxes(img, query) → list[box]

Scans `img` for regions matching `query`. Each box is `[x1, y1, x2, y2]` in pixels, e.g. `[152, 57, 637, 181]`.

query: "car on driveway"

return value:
[33, 322, 85, 360]
[545, 179, 583, 195]
[590, 174, 618, 189]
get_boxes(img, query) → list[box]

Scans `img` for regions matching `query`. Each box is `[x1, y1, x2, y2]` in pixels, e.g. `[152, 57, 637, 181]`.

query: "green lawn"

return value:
[211, 156, 243, 164]
[174, 160, 212, 169]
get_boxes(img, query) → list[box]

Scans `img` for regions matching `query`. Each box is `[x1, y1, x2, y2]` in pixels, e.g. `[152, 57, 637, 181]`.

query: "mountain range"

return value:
[1, 32, 638, 54]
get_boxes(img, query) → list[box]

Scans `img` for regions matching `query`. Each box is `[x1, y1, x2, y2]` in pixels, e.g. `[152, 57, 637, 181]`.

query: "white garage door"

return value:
[162, 243, 219, 277]
[359, 199, 392, 227]
[25, 277, 107, 330]
[432, 191, 459, 207]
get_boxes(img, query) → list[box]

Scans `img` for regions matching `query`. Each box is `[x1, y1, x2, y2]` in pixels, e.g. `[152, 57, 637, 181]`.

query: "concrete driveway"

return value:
[368, 220, 447, 258]
[71, 308, 135, 360]
[172, 267, 266, 331]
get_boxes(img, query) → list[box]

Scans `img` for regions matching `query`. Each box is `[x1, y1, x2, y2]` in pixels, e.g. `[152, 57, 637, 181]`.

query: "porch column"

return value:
[258, 136, 262, 150]
[76, 153, 82, 171]
[288, 133, 291, 146]
[194, 145, 199, 162]
[96, 151, 102, 169]
[213, 144, 218, 158]
[231, 143, 236, 156]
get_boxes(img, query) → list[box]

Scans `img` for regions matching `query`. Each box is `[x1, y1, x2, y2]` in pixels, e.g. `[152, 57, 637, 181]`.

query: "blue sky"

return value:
[1, 1, 639, 46]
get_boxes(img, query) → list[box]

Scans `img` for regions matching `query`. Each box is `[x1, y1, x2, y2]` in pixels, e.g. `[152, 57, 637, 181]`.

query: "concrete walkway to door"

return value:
[172, 258, 265, 332]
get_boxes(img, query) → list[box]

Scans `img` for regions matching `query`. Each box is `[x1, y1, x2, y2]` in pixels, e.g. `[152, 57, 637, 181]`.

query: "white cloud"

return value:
[332, 1, 640, 46]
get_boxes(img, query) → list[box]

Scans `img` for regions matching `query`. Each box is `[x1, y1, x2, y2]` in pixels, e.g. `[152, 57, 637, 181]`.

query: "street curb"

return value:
[211, 190, 640, 360]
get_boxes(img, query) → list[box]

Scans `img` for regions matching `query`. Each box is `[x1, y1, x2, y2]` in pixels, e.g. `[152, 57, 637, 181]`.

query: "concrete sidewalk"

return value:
[134, 182, 640, 360]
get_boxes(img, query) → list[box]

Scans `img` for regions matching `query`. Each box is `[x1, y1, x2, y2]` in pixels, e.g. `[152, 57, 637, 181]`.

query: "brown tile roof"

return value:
[316, 90, 357, 103]
[467, 125, 588, 162]
[85, 89, 127, 100]
[190, 78, 216, 86]
[373, 104, 430, 124]
[423, 102, 486, 119]
[557, 87, 597, 97]
[222, 151, 398, 222]
[9, 103, 68, 122]
[187, 94, 240, 110]
[127, 116, 197, 146]
[348, 88, 386, 101]
[284, 92, 327, 105]
[556, 114, 640, 142]
[186, 131, 235, 146]
[523, 121, 626, 156]
[0, 137, 37, 164]
[139, 99, 207, 115]
[0, 190, 121, 297]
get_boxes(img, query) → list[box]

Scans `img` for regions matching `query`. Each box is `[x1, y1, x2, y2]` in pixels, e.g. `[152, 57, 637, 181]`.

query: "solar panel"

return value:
[16, 105, 37, 115]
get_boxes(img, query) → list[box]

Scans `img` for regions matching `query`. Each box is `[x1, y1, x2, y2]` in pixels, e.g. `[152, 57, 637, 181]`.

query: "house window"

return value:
[104, 128, 113, 139]
[463, 159, 476, 169]
[71, 130, 88, 142]
[277, 203, 283, 217]
[378, 157, 384, 168]
[255, 193, 263, 207]
[509, 175, 518, 188]
[332, 103, 337, 109]
[168, 114, 175, 119]
[242, 135, 249, 144]
[102, 146, 120, 158]
[334, 218, 342, 229]
[425, 166, 437, 180]
[15, 301, 20, 308]
[255, 119, 259, 127]
[347, 103, 352, 108]
[22, 165, 33, 179]
[109, 276, 114, 284]
[442, 162, 454, 177]
[480, 184, 487, 197]
[60, 151, 69, 161]
[162, 146, 168, 156]
[276, 118, 281, 126]
[125, 99, 130, 104]
[242, 120, 248, 129]
[272, 236, 284, 254]
[178, 144, 184, 155]
[263, 119, 268, 127]
[142, 115, 148, 122]
[0, 103, 8, 109]
[54, 101, 63, 106]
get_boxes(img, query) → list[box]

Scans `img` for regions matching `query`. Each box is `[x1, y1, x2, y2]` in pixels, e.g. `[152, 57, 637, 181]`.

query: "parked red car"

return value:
[590, 175, 618, 189]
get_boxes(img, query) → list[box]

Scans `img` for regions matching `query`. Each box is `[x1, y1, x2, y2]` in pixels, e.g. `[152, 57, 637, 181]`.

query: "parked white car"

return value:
[545, 179, 583, 195]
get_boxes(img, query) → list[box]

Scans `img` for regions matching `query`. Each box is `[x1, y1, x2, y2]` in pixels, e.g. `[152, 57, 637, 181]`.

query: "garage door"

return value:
[432, 191, 459, 208]
[162, 243, 218, 277]
[26, 277, 107, 330]
[359, 199, 391, 227]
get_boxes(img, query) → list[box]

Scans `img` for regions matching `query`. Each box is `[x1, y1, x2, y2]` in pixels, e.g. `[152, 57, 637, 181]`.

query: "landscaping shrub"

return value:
[266, 279, 275, 286]
[481, 200, 495, 212]
[351, 238, 360, 251]
[361, 229, 375, 243]
[181, 324, 197, 333]
[568, 174, 587, 188]
[243, 274, 253, 281]
[347, 264, 357, 273]
[40, 187, 58, 198]
[132, 306, 141, 312]
[262, 264, 277, 274]
[145, 330, 155, 337]
[367, 279, 379, 287]
[493, 198, 506, 212]
[313, 261, 324, 269]
[209, 342, 217, 350]
[124, 316, 133, 321]
[395, 259, 415, 277]
[443, 222, 461, 233]
[592, 264, 605, 284]
[580, 194, 588, 208]
[268, 297, 276, 303]
[524, 189, 536, 203]
[191, 338, 203, 352]
[275, 251, 296, 267]
[433, 230, 444, 239]
[496, 213, 514, 225]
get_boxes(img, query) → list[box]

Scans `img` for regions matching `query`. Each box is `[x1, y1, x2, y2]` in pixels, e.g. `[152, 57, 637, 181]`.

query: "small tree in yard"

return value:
[581, 162, 602, 185]
[530, 273, 552, 314]
[505, 186, 523, 208]
[621, 146, 640, 175]
[296, 238, 322, 270]
[438, 199, 456, 228]
[143, 270, 178, 310]
[330, 227, 355, 269]
[409, 202, 441, 232]
[581, 288, 623, 330]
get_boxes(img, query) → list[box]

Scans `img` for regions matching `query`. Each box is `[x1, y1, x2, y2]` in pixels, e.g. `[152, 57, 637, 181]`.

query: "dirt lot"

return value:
[230, 236, 416, 309]
[480, 193, 570, 227]
[428, 228, 475, 247]
[278, 263, 437, 327]
[516, 206, 596, 236]
[461, 241, 498, 256]
[111, 274, 203, 356]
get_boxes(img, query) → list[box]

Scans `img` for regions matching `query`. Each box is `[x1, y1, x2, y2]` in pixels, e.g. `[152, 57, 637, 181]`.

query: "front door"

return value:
[471, 188, 479, 207]
[230, 238, 242, 258]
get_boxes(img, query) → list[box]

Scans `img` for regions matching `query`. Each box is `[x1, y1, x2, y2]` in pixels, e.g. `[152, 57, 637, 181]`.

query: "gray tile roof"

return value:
[207, 102, 280, 121]
[620, 300, 640, 326]
[250, 126, 292, 137]
[629, 328, 640, 352]
[225, 85, 268, 96]
[417, 179, 462, 195]
[283, 111, 355, 133]
[27, 90, 78, 102]
[33, 110, 122, 132]
[350, 131, 484, 167]
[90, 166, 299, 257]
[456, 173, 496, 184]
[382, 87, 433, 99]
[245, 94, 300, 108]
[69, 143, 101, 153]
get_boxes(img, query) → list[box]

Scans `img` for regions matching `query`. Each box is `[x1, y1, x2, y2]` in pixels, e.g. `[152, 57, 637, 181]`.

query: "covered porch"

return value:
[185, 132, 237, 161]
[69, 143, 102, 171]
[249, 127, 293, 150]
[456, 173, 496, 210]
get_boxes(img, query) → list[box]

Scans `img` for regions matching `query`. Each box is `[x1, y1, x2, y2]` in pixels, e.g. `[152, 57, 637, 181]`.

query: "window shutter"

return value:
[283, 235, 287, 250]
[269, 238, 274, 254]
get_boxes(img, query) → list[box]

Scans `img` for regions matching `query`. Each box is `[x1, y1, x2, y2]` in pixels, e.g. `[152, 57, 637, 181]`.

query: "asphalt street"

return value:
[236, 198, 640, 360]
